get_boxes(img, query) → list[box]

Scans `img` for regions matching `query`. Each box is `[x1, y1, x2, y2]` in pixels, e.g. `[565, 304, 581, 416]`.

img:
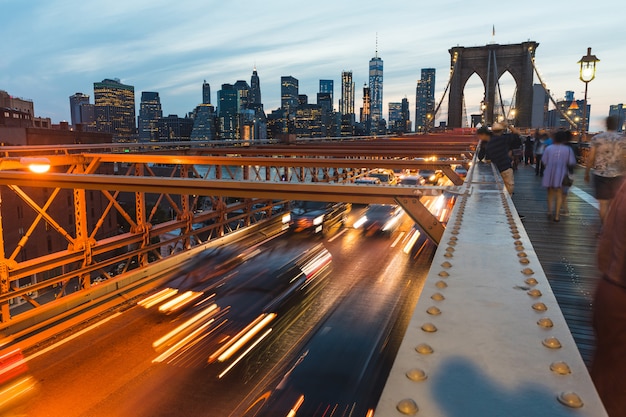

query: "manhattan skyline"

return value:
[1, 0, 625, 132]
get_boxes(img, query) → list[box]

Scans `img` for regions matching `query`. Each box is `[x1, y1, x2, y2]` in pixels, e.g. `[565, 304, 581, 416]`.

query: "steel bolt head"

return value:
[396, 398, 419, 415]
[421, 322, 438, 332]
[431, 292, 445, 301]
[532, 302, 548, 311]
[543, 337, 562, 349]
[557, 392, 584, 408]
[527, 289, 542, 297]
[550, 361, 571, 375]
[537, 317, 554, 328]
[427, 306, 441, 315]
[415, 343, 434, 354]
[406, 368, 428, 382]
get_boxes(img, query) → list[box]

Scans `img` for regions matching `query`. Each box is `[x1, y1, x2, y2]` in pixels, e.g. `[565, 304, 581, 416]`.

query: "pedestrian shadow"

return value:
[431, 356, 581, 417]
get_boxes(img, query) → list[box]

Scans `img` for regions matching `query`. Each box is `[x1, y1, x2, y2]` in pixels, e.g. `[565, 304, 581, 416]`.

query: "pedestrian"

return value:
[523, 135, 534, 166]
[534, 130, 549, 176]
[483, 122, 515, 195]
[584, 116, 626, 224]
[476, 126, 492, 162]
[591, 179, 626, 416]
[541, 130, 576, 222]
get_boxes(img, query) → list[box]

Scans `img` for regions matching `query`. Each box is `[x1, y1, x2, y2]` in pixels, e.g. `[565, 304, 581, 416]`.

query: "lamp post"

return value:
[577, 47, 600, 141]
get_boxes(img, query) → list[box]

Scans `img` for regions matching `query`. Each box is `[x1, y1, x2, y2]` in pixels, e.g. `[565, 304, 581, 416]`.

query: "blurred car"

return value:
[419, 169, 444, 185]
[354, 176, 381, 185]
[290, 201, 351, 234]
[398, 175, 425, 186]
[367, 169, 397, 185]
[454, 165, 468, 179]
[355, 204, 404, 235]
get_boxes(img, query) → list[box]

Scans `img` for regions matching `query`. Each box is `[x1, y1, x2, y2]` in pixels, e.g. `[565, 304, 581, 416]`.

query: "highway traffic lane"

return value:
[241, 220, 435, 416]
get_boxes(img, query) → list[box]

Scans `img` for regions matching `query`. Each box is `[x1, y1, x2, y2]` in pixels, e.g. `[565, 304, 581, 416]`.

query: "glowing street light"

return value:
[577, 47, 600, 140]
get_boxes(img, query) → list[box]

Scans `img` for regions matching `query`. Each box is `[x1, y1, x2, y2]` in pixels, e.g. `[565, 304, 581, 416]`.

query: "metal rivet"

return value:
[532, 302, 548, 311]
[396, 398, 419, 415]
[451, 230, 459, 235]
[441, 261, 452, 268]
[525, 277, 538, 286]
[448, 240, 457, 246]
[445, 247, 455, 253]
[449, 236, 458, 241]
[550, 361, 572, 375]
[431, 292, 445, 301]
[537, 318, 554, 328]
[519, 258, 530, 264]
[415, 343, 433, 354]
[515, 246, 525, 251]
[527, 289, 542, 297]
[543, 337, 562, 349]
[444, 252, 453, 258]
[438, 271, 449, 277]
[557, 392, 584, 408]
[421, 323, 437, 332]
[406, 368, 428, 382]
[522, 268, 535, 275]
[517, 252, 527, 258]
[514, 240, 523, 246]
[427, 306, 441, 315]
[435, 280, 448, 289]
[512, 233, 521, 239]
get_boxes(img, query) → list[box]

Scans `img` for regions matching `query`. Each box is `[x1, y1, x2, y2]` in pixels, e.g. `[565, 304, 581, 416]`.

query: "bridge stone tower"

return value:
[447, 41, 539, 129]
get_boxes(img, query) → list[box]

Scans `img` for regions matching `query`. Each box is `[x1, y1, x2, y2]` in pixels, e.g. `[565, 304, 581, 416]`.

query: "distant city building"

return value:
[415, 68, 435, 132]
[369, 52, 383, 134]
[202, 80, 211, 105]
[157, 114, 193, 141]
[217, 83, 240, 140]
[281, 76, 299, 117]
[295, 104, 323, 138]
[138, 91, 162, 142]
[298, 94, 308, 106]
[340, 71, 355, 117]
[69, 92, 90, 127]
[609, 104, 626, 132]
[319, 80, 334, 110]
[546, 91, 587, 131]
[248, 68, 267, 140]
[0, 89, 34, 118]
[233, 80, 251, 113]
[531, 83, 549, 129]
[93, 78, 136, 142]
[190, 104, 216, 140]
[361, 84, 371, 134]
[389, 98, 411, 134]
[250, 68, 262, 106]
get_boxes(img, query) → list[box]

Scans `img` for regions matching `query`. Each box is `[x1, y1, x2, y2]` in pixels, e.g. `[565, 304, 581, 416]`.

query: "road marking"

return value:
[24, 312, 123, 363]
[327, 228, 348, 242]
[570, 186, 599, 210]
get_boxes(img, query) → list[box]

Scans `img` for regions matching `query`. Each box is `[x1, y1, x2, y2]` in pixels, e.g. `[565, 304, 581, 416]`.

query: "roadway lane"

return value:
[14, 207, 436, 417]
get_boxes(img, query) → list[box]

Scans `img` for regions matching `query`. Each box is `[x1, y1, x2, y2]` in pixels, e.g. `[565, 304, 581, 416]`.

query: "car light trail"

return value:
[153, 304, 219, 350]
[137, 288, 179, 309]
[286, 394, 305, 417]
[152, 318, 216, 364]
[217, 328, 273, 379]
[158, 291, 203, 313]
[403, 230, 421, 254]
[209, 313, 277, 363]
[390, 232, 405, 248]
[353, 216, 367, 229]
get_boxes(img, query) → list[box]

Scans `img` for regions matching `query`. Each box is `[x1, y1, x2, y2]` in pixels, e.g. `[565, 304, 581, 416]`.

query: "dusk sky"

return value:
[1, 0, 624, 132]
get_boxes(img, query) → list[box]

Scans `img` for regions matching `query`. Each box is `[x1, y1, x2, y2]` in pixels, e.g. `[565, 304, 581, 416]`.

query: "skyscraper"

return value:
[138, 92, 162, 142]
[281, 76, 299, 117]
[388, 98, 411, 133]
[361, 84, 371, 133]
[250, 68, 262, 106]
[217, 83, 240, 140]
[609, 104, 626, 132]
[415, 68, 436, 132]
[369, 50, 383, 133]
[319, 80, 334, 110]
[340, 71, 354, 116]
[93, 78, 136, 142]
[69, 92, 90, 126]
[202, 80, 211, 105]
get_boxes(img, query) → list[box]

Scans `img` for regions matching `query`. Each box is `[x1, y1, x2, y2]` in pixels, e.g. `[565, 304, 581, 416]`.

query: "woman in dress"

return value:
[541, 130, 576, 222]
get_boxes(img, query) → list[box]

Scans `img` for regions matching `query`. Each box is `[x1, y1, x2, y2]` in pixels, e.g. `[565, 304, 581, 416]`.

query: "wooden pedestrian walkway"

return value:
[511, 161, 600, 366]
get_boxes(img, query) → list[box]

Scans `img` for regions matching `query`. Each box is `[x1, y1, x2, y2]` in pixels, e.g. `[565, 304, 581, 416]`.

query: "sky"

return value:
[1, 0, 624, 133]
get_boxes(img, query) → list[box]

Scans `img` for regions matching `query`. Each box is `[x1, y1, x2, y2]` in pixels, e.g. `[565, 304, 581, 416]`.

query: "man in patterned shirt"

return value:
[584, 116, 626, 224]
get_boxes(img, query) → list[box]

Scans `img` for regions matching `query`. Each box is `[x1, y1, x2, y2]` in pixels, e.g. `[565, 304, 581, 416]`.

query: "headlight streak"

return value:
[403, 230, 421, 254]
[353, 216, 367, 229]
[282, 213, 291, 224]
[300, 251, 332, 279]
[313, 215, 324, 226]
[158, 291, 204, 313]
[217, 328, 273, 379]
[137, 288, 179, 309]
[153, 304, 219, 350]
[152, 318, 216, 364]
[286, 394, 306, 417]
[209, 313, 277, 364]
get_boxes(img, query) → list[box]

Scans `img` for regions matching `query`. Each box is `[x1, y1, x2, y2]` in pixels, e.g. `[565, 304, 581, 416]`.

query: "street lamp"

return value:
[577, 47, 600, 141]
